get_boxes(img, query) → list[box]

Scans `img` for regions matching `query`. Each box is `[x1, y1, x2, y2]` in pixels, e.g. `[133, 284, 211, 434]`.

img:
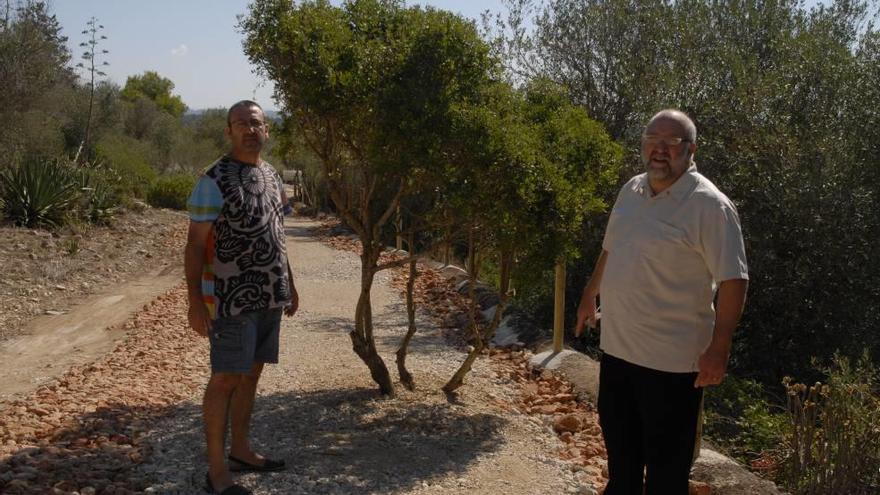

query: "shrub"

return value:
[703, 377, 786, 463]
[779, 353, 880, 494]
[147, 174, 195, 210]
[94, 132, 158, 198]
[0, 157, 80, 228]
[76, 170, 121, 226]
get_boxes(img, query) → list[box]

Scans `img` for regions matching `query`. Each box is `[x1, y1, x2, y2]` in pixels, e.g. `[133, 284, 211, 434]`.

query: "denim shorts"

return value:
[209, 308, 282, 374]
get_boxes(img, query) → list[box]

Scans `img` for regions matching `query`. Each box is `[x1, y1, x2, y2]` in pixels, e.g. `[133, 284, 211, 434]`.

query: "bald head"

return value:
[646, 109, 697, 143]
[641, 109, 698, 194]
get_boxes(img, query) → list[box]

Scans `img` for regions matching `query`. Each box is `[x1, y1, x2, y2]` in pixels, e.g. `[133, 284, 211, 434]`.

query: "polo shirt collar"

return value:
[666, 162, 699, 200]
[639, 162, 699, 200]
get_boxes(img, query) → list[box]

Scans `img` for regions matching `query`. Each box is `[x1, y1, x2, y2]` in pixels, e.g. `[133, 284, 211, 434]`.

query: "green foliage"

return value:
[75, 167, 121, 225]
[0, 1, 74, 114]
[271, 118, 329, 211]
[146, 174, 195, 210]
[241, 0, 524, 262]
[0, 157, 80, 228]
[242, 0, 508, 394]
[184, 108, 228, 151]
[61, 237, 79, 255]
[500, 0, 880, 386]
[82, 180, 119, 225]
[518, 79, 622, 272]
[94, 132, 157, 198]
[704, 377, 786, 462]
[120, 71, 187, 118]
[0, 1, 75, 162]
[780, 353, 880, 494]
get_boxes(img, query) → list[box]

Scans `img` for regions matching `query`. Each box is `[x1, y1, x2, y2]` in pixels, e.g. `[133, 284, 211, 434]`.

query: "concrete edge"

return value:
[531, 350, 787, 495]
[315, 218, 787, 494]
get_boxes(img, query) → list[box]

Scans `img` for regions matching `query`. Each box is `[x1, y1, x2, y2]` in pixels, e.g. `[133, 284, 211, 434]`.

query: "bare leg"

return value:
[229, 362, 265, 464]
[204, 372, 242, 490]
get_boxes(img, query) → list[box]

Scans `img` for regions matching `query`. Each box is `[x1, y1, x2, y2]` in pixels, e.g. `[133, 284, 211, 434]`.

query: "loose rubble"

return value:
[0, 286, 205, 494]
[0, 216, 718, 494]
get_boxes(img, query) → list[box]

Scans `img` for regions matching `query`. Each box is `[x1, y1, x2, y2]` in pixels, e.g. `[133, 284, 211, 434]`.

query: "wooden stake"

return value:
[553, 259, 565, 353]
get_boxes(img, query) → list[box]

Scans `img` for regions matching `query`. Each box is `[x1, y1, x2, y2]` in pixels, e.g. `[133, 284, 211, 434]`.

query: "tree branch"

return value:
[372, 180, 405, 240]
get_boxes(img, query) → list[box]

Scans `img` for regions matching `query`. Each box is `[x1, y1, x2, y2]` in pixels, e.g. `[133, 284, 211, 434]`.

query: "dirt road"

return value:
[1, 217, 602, 494]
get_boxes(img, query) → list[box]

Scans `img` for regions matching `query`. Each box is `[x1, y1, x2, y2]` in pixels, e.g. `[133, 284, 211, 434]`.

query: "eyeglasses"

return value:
[642, 135, 689, 147]
[231, 119, 266, 131]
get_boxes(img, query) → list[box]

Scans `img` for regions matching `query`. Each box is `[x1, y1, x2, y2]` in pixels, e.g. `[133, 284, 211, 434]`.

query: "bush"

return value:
[703, 377, 786, 463]
[0, 157, 80, 228]
[94, 132, 158, 198]
[75, 168, 121, 226]
[779, 353, 880, 494]
[147, 174, 195, 210]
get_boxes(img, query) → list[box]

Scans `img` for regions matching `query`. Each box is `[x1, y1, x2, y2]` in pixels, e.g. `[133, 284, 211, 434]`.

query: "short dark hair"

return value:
[226, 100, 264, 126]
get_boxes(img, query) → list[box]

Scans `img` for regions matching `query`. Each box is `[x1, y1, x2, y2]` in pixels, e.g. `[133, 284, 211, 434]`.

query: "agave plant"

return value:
[0, 158, 81, 228]
[83, 180, 120, 225]
[72, 159, 123, 225]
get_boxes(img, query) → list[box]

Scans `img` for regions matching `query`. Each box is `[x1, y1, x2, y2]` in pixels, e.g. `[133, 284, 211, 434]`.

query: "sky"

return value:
[51, 1, 508, 112]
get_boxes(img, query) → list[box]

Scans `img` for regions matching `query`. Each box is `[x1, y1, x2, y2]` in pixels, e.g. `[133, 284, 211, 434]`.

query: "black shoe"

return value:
[204, 472, 252, 495]
[228, 454, 287, 473]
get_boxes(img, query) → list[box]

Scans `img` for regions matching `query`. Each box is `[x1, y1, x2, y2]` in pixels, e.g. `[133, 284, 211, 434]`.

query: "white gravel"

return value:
[136, 218, 586, 494]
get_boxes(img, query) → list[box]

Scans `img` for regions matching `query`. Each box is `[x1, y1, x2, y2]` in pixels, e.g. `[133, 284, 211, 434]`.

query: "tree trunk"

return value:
[350, 244, 394, 395]
[396, 237, 418, 390]
[443, 248, 513, 394]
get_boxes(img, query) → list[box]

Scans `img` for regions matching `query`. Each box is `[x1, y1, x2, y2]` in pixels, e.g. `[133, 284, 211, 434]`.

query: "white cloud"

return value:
[171, 44, 189, 57]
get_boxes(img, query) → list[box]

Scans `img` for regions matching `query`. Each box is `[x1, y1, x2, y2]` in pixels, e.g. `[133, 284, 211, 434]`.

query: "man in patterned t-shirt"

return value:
[185, 100, 298, 495]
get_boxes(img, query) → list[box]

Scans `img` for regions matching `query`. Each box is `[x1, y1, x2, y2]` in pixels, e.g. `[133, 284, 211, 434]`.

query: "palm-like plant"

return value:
[0, 158, 80, 228]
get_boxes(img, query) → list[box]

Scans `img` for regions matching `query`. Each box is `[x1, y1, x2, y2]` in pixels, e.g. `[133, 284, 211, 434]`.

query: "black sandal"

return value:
[228, 454, 287, 472]
[204, 472, 252, 495]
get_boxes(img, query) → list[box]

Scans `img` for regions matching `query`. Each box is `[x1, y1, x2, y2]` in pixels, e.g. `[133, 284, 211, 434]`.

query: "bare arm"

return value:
[284, 258, 299, 317]
[695, 278, 748, 387]
[574, 250, 608, 337]
[184, 221, 213, 336]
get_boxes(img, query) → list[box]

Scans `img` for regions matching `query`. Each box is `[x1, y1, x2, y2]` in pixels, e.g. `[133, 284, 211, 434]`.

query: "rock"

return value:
[692, 449, 785, 495]
[689, 480, 712, 495]
[3, 479, 32, 493]
[553, 414, 582, 434]
[578, 485, 599, 495]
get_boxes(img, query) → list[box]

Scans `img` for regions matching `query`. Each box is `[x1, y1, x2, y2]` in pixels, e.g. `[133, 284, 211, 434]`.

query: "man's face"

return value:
[225, 105, 268, 155]
[640, 116, 695, 188]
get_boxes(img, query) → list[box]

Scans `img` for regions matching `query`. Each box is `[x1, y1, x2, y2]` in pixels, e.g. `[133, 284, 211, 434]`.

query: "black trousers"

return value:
[598, 353, 704, 495]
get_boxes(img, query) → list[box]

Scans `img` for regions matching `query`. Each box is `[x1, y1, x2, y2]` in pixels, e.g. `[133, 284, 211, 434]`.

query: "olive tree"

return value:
[442, 80, 622, 392]
[241, 0, 497, 395]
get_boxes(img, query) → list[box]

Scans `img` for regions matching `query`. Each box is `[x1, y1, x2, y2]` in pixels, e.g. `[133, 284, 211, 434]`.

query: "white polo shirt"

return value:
[600, 164, 749, 373]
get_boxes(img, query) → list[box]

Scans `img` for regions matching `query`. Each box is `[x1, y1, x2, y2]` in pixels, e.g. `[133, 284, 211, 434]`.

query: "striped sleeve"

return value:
[187, 176, 223, 223]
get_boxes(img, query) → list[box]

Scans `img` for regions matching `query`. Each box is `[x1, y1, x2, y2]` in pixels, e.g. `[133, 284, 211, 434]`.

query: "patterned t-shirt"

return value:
[187, 156, 291, 319]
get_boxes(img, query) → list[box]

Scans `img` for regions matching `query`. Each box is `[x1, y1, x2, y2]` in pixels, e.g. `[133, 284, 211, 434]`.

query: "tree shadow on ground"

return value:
[0, 401, 178, 494]
[139, 387, 509, 493]
[301, 316, 356, 335]
[284, 224, 326, 241]
[304, 307, 453, 357]
[1, 387, 508, 494]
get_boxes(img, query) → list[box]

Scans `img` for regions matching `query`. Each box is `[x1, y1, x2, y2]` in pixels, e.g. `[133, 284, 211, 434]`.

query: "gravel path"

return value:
[0, 217, 604, 495]
[137, 218, 587, 494]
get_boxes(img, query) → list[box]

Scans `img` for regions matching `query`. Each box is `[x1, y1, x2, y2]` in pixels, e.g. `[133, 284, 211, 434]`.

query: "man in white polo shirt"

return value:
[574, 109, 749, 495]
